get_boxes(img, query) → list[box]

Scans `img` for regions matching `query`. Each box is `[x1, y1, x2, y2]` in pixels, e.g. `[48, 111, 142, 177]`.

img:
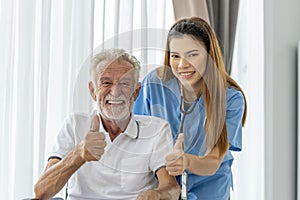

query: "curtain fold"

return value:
[206, 0, 240, 74]
[33, 0, 51, 184]
[172, 0, 210, 23]
[0, 1, 15, 199]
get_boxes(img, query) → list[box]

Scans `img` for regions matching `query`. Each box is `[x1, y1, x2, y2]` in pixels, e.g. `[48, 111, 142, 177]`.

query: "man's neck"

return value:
[101, 115, 131, 142]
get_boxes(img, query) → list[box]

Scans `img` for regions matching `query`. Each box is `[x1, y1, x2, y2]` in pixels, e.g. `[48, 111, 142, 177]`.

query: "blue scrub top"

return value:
[133, 69, 245, 200]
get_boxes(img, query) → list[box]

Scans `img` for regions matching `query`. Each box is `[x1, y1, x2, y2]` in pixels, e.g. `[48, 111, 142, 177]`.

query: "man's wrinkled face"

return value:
[94, 60, 136, 121]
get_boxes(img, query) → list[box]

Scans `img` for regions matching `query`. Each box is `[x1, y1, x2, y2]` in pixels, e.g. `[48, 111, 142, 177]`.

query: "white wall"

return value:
[264, 0, 300, 199]
[230, 1, 264, 199]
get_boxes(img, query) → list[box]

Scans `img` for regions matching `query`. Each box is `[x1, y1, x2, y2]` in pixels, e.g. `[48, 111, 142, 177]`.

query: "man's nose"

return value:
[110, 84, 121, 97]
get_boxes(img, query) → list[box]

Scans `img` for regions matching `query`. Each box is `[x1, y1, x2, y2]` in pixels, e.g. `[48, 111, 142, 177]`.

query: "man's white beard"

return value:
[98, 94, 131, 121]
[101, 104, 130, 121]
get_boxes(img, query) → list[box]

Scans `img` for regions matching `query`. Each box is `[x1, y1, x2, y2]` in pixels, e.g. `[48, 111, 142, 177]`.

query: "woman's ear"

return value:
[89, 81, 97, 101]
[133, 82, 141, 101]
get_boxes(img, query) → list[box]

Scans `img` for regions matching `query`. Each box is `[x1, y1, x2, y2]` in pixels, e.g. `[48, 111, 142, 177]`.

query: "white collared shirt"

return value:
[50, 110, 173, 200]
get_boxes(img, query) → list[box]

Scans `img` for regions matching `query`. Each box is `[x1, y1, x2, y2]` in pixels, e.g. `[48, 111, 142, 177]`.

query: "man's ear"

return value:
[133, 82, 141, 101]
[89, 81, 97, 101]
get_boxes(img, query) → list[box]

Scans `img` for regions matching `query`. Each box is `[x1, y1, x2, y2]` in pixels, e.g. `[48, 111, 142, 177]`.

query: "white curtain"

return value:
[92, 0, 174, 80]
[0, 0, 173, 199]
[0, 0, 94, 199]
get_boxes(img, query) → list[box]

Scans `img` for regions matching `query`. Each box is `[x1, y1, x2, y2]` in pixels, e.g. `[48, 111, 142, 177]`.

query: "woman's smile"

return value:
[179, 71, 196, 79]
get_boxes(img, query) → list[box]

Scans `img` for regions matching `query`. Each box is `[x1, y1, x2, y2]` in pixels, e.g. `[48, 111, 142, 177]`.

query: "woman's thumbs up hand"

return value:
[165, 133, 188, 176]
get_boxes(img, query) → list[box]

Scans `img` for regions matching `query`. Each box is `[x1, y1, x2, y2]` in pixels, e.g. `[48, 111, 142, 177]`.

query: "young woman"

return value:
[133, 17, 247, 200]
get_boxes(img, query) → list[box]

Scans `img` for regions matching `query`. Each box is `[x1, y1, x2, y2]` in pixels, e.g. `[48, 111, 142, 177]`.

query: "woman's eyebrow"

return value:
[185, 49, 199, 54]
[170, 49, 199, 54]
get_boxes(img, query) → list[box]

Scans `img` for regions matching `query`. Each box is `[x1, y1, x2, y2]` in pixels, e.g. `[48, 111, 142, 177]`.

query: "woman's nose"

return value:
[178, 58, 189, 68]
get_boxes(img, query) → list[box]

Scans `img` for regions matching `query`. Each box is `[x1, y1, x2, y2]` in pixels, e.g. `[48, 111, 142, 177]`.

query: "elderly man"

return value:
[34, 49, 180, 200]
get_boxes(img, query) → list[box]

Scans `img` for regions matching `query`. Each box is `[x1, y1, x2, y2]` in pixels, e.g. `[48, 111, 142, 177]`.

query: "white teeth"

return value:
[107, 100, 123, 104]
[180, 72, 193, 76]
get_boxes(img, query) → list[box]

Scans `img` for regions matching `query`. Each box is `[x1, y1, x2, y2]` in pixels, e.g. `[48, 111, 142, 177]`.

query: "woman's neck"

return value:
[180, 82, 202, 102]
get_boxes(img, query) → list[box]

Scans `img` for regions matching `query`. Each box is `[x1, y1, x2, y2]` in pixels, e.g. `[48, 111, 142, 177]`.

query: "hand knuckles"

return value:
[100, 141, 107, 147]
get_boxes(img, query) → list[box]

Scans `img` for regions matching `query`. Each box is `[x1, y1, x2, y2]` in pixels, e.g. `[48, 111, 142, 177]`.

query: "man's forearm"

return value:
[155, 168, 181, 200]
[156, 183, 181, 200]
[34, 147, 86, 200]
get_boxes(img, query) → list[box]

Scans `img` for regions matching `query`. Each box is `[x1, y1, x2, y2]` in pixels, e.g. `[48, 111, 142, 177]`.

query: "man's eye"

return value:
[120, 82, 132, 87]
[101, 82, 112, 86]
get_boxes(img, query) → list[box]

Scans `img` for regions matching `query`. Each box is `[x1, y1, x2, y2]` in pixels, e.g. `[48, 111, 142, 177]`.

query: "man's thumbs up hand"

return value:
[165, 133, 188, 176]
[79, 115, 106, 161]
[90, 114, 100, 131]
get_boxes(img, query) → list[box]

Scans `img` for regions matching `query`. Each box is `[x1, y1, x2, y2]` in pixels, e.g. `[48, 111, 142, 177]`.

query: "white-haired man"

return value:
[34, 49, 180, 200]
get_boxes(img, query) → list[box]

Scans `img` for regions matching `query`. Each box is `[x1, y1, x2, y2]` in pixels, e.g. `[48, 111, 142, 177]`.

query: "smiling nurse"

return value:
[133, 17, 247, 200]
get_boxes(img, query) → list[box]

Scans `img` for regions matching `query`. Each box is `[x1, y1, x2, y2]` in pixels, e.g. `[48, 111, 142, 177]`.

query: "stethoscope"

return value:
[179, 93, 198, 200]
[134, 120, 140, 139]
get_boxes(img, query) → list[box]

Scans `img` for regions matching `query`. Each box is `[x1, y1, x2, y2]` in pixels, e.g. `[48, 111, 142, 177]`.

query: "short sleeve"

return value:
[133, 73, 154, 116]
[149, 121, 173, 173]
[133, 81, 151, 115]
[50, 115, 76, 159]
[226, 89, 245, 152]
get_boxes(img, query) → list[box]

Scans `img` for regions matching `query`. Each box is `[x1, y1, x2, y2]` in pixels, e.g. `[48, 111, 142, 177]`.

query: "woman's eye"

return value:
[170, 54, 179, 58]
[188, 53, 198, 57]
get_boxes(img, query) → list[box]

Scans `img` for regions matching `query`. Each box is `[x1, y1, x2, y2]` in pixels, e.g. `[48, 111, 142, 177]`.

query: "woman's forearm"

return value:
[185, 145, 228, 176]
[185, 153, 222, 176]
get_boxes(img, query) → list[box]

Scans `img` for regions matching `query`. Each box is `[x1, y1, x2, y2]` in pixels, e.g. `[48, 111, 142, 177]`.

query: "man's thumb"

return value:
[90, 115, 100, 131]
[174, 133, 184, 151]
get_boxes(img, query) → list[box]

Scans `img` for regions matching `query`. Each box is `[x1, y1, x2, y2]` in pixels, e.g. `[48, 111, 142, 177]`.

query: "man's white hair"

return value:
[89, 48, 141, 87]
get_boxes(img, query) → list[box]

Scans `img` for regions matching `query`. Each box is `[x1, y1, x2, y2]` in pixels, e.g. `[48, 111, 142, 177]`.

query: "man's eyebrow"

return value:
[120, 77, 131, 81]
[99, 77, 111, 81]
[98, 76, 132, 82]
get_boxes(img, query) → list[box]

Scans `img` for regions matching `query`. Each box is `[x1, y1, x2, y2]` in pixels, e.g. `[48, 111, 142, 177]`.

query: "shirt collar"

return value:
[97, 111, 138, 139]
[122, 114, 138, 139]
